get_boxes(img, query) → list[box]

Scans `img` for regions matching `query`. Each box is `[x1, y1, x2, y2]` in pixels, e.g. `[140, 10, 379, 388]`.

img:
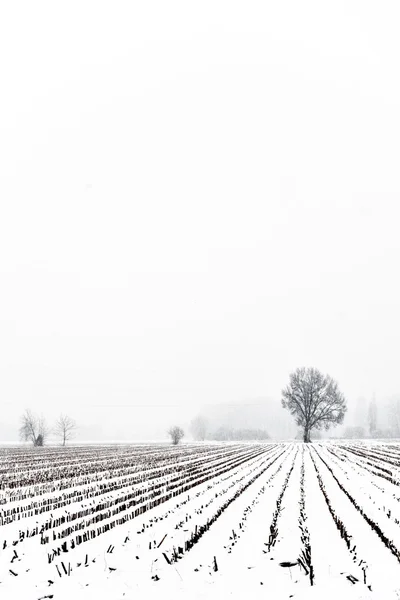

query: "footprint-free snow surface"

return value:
[2, 441, 400, 599]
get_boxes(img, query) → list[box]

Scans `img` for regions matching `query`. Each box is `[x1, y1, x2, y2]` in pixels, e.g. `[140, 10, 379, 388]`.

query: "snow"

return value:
[2, 441, 400, 600]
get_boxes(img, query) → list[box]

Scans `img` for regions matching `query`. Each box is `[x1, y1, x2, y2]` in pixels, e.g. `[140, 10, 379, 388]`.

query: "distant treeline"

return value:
[209, 427, 270, 441]
[342, 426, 398, 439]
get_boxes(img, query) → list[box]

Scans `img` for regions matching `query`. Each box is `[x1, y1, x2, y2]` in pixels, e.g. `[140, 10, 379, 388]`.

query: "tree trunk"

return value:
[303, 427, 311, 443]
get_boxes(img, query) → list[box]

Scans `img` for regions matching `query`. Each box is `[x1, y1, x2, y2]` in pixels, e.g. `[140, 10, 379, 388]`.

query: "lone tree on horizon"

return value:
[54, 414, 77, 446]
[281, 367, 346, 442]
[168, 426, 184, 445]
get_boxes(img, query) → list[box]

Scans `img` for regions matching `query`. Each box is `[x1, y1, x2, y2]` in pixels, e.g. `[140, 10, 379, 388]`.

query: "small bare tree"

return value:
[168, 426, 184, 445]
[282, 367, 346, 443]
[19, 410, 49, 446]
[54, 414, 77, 446]
[190, 415, 208, 441]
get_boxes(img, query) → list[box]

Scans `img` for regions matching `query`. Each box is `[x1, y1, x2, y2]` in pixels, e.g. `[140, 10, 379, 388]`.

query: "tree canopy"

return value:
[19, 410, 49, 446]
[281, 367, 346, 442]
[168, 426, 184, 445]
[54, 414, 77, 446]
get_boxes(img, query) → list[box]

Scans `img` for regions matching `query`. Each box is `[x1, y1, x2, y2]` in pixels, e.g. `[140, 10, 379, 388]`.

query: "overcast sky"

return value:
[1, 1, 399, 440]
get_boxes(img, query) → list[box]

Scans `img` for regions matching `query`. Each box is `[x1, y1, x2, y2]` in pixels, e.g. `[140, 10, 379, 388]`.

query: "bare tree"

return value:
[295, 428, 321, 440]
[19, 410, 49, 446]
[168, 426, 184, 445]
[281, 367, 346, 443]
[54, 414, 77, 446]
[190, 415, 208, 441]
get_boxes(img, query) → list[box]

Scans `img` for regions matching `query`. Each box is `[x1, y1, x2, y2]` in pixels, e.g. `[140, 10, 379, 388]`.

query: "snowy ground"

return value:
[1, 441, 400, 600]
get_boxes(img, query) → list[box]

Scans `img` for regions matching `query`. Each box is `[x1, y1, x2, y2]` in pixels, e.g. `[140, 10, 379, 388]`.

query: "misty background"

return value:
[1, 1, 400, 442]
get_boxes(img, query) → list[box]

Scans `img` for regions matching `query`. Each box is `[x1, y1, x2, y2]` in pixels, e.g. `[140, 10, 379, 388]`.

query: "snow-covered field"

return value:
[2, 441, 400, 600]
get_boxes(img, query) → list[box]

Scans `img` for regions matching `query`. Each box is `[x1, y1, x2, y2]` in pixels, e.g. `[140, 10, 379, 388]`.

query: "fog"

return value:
[1, 1, 400, 442]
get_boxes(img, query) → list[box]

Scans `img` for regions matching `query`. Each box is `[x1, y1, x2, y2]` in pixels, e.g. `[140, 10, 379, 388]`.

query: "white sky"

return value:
[1, 1, 400, 439]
